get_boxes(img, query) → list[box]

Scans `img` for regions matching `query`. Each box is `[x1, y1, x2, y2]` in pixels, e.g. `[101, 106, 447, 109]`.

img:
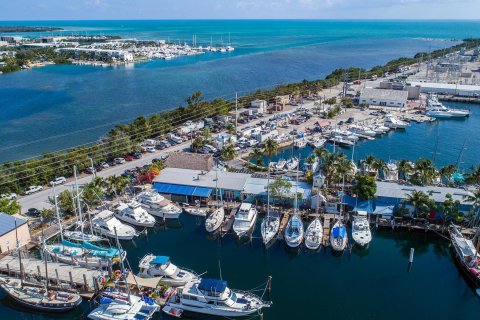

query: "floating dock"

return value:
[221, 209, 236, 237]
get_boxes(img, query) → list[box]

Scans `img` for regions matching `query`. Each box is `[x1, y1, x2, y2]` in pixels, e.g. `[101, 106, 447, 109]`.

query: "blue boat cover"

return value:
[62, 239, 82, 248]
[198, 278, 228, 293]
[332, 226, 346, 239]
[153, 183, 212, 197]
[151, 256, 170, 265]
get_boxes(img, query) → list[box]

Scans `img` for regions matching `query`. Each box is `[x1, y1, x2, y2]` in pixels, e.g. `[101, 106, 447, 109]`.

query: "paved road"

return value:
[19, 84, 346, 213]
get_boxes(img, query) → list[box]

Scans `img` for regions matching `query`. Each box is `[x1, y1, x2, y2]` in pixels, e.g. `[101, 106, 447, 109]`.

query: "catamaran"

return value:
[305, 218, 323, 250]
[137, 254, 198, 287]
[232, 203, 258, 238]
[351, 211, 372, 247]
[136, 191, 183, 219]
[92, 210, 137, 240]
[114, 201, 156, 227]
[166, 278, 271, 317]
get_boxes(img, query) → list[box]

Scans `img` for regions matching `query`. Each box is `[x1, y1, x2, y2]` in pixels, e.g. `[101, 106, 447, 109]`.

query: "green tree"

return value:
[404, 190, 435, 218]
[0, 198, 21, 215]
[221, 143, 237, 161]
[250, 148, 264, 167]
[40, 208, 55, 220]
[263, 138, 279, 164]
[440, 193, 460, 223]
[106, 175, 130, 197]
[439, 164, 456, 185]
[412, 158, 437, 186]
[49, 190, 76, 215]
[398, 159, 412, 181]
[352, 174, 377, 200]
[269, 178, 293, 206]
[465, 165, 480, 185]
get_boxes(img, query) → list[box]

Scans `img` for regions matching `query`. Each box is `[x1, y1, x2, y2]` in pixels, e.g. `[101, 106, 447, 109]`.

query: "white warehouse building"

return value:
[359, 88, 408, 108]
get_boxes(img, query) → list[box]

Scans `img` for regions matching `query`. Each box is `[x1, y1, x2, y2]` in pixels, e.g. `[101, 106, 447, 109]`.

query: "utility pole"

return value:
[235, 92, 238, 133]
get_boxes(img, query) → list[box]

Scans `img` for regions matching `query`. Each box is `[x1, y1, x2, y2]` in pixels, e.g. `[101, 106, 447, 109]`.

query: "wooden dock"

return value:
[276, 211, 291, 241]
[0, 254, 104, 294]
[221, 208, 236, 237]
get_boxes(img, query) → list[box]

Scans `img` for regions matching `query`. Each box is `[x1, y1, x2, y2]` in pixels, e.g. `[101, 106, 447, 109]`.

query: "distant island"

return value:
[0, 26, 63, 33]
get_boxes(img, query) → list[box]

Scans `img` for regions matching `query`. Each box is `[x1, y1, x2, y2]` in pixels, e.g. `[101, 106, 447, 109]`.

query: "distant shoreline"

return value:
[0, 26, 63, 32]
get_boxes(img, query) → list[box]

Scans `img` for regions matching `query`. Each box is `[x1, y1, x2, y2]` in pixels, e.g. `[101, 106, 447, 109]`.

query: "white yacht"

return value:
[426, 94, 470, 118]
[384, 115, 408, 129]
[92, 210, 137, 240]
[294, 139, 307, 148]
[285, 157, 299, 171]
[285, 214, 304, 248]
[348, 125, 376, 137]
[330, 220, 348, 252]
[88, 295, 160, 320]
[275, 159, 287, 171]
[138, 255, 198, 287]
[114, 202, 156, 228]
[205, 207, 225, 233]
[136, 191, 182, 219]
[232, 203, 258, 238]
[304, 218, 323, 250]
[166, 278, 271, 317]
[352, 211, 372, 246]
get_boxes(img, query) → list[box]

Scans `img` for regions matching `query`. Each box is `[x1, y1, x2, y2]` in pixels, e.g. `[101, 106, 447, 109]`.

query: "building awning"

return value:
[126, 274, 162, 288]
[372, 204, 395, 217]
[153, 183, 212, 198]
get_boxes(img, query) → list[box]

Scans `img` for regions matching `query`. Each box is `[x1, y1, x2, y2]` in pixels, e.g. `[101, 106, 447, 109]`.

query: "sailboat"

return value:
[305, 218, 323, 250]
[450, 224, 480, 287]
[261, 167, 280, 246]
[330, 220, 347, 251]
[0, 219, 82, 313]
[284, 161, 304, 248]
[351, 211, 372, 246]
[205, 166, 225, 233]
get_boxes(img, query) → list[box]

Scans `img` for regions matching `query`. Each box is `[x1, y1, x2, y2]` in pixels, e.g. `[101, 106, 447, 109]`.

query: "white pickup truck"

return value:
[25, 185, 43, 195]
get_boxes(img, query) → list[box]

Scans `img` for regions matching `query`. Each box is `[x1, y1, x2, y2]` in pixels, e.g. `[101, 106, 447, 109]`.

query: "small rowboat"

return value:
[163, 305, 183, 318]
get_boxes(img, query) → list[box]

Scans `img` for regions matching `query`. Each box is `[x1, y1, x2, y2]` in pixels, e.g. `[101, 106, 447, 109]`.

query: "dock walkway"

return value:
[0, 254, 104, 293]
[276, 211, 291, 241]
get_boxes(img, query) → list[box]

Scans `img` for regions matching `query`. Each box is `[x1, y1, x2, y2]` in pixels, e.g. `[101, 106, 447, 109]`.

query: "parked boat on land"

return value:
[330, 220, 348, 252]
[166, 278, 271, 317]
[92, 210, 137, 240]
[114, 201, 156, 228]
[136, 191, 183, 219]
[232, 203, 258, 238]
[138, 254, 198, 287]
[305, 218, 323, 250]
[351, 211, 372, 247]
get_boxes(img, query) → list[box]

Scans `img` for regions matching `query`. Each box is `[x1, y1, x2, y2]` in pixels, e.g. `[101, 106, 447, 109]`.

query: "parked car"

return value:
[133, 152, 142, 159]
[114, 157, 126, 164]
[49, 177, 66, 186]
[146, 146, 156, 153]
[27, 208, 41, 217]
[100, 162, 110, 169]
[337, 120, 344, 125]
[25, 185, 43, 195]
[85, 166, 96, 174]
[125, 155, 134, 161]
[1, 193, 17, 200]
[346, 117, 354, 124]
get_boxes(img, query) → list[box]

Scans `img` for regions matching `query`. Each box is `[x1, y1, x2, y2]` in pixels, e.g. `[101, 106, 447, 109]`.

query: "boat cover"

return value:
[332, 226, 346, 239]
[198, 278, 228, 293]
[151, 256, 170, 265]
[62, 239, 82, 248]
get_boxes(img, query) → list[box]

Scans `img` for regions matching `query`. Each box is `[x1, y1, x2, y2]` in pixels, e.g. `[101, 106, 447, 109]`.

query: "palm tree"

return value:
[463, 189, 480, 227]
[264, 137, 279, 164]
[465, 165, 480, 186]
[413, 158, 437, 186]
[335, 158, 355, 183]
[107, 175, 130, 197]
[221, 143, 237, 161]
[250, 148, 264, 166]
[439, 164, 456, 185]
[361, 154, 377, 175]
[371, 159, 387, 179]
[313, 147, 329, 164]
[398, 159, 412, 181]
[405, 190, 434, 218]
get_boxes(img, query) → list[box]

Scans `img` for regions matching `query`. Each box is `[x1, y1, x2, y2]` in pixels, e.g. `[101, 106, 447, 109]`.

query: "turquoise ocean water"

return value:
[0, 20, 480, 162]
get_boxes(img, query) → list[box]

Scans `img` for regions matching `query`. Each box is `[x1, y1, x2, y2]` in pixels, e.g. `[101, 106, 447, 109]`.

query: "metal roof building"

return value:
[0, 213, 30, 253]
[359, 88, 408, 107]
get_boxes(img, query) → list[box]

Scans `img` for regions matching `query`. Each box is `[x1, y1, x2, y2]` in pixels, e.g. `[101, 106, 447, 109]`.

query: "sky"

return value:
[0, 0, 479, 20]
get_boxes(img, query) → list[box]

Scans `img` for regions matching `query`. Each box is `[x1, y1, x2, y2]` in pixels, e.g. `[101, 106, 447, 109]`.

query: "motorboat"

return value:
[329, 136, 355, 147]
[285, 157, 299, 171]
[426, 93, 470, 118]
[232, 203, 258, 238]
[138, 255, 198, 287]
[384, 161, 399, 181]
[166, 278, 271, 317]
[87, 294, 160, 320]
[63, 230, 105, 243]
[45, 240, 124, 268]
[261, 211, 280, 246]
[284, 214, 304, 248]
[114, 201, 156, 228]
[304, 218, 323, 250]
[0, 276, 82, 312]
[92, 210, 137, 240]
[163, 305, 183, 318]
[307, 137, 326, 148]
[205, 207, 225, 232]
[294, 139, 307, 148]
[275, 159, 287, 171]
[384, 115, 408, 129]
[184, 206, 208, 217]
[330, 220, 348, 251]
[351, 211, 372, 246]
[136, 191, 182, 219]
[450, 225, 480, 287]
[348, 125, 376, 137]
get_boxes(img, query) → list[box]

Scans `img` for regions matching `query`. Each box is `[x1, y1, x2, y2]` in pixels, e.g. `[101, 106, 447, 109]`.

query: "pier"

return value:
[221, 208, 235, 237]
[0, 254, 105, 296]
[276, 211, 291, 241]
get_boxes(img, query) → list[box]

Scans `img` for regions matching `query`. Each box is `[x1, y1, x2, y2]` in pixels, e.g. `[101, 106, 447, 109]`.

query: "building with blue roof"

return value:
[0, 213, 30, 253]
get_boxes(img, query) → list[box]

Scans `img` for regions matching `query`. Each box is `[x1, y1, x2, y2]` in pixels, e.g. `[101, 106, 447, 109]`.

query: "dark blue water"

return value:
[2, 217, 479, 319]
[1, 20, 480, 161]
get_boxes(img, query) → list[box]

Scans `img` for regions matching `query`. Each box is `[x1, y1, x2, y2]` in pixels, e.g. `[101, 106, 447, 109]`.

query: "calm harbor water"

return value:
[1, 217, 479, 319]
[1, 20, 480, 161]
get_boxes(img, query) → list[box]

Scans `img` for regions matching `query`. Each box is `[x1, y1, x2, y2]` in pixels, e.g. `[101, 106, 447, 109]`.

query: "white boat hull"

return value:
[305, 218, 323, 250]
[114, 213, 156, 228]
[205, 207, 225, 232]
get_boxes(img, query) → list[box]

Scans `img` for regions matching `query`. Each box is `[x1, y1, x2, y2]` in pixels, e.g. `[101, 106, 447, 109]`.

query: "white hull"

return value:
[205, 207, 225, 232]
[330, 221, 348, 252]
[184, 207, 207, 217]
[261, 214, 280, 245]
[233, 212, 257, 238]
[305, 218, 323, 250]
[143, 206, 182, 219]
[352, 216, 372, 246]
[167, 302, 260, 317]
[63, 231, 105, 242]
[284, 215, 304, 248]
[114, 213, 156, 228]
[93, 227, 135, 240]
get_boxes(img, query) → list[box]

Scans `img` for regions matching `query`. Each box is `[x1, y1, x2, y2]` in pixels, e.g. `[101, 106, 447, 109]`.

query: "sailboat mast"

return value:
[73, 166, 85, 242]
[293, 158, 300, 215]
[41, 219, 49, 291]
[53, 184, 63, 242]
[14, 219, 23, 287]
